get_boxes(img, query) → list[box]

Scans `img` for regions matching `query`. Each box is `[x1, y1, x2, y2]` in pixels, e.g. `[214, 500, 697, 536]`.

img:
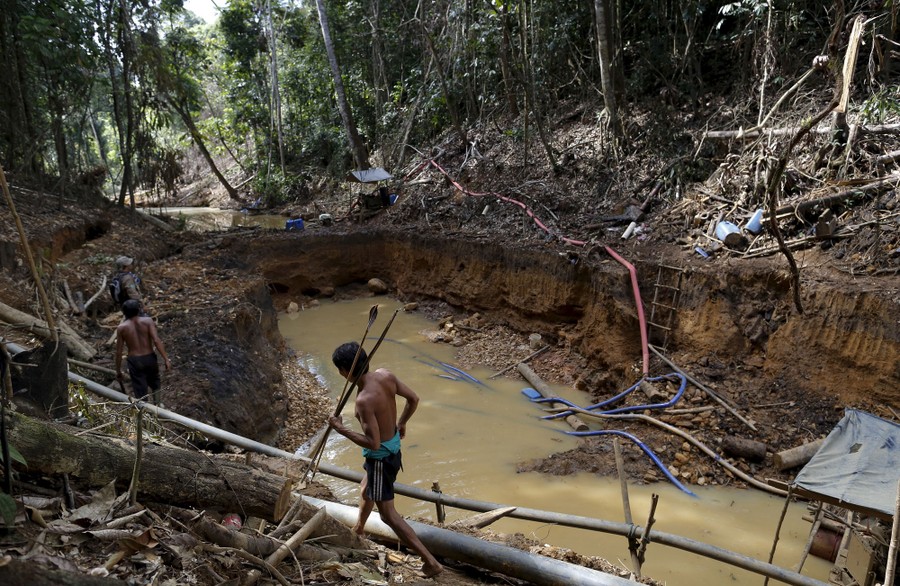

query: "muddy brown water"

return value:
[149, 206, 287, 231]
[279, 297, 831, 586]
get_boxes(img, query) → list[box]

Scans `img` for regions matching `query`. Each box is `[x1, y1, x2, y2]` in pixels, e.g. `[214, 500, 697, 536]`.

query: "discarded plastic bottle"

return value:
[745, 209, 764, 234]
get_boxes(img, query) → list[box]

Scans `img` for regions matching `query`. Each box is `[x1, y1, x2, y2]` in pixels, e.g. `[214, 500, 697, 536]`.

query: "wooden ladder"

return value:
[647, 263, 686, 350]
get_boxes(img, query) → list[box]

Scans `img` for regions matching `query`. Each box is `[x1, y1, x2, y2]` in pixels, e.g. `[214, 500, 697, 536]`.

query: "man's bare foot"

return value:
[422, 562, 444, 578]
[353, 525, 367, 540]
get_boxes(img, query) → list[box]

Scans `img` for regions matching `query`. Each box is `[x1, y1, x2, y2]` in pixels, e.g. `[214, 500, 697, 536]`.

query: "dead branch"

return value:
[704, 122, 900, 140]
[84, 276, 108, 310]
[63, 280, 82, 314]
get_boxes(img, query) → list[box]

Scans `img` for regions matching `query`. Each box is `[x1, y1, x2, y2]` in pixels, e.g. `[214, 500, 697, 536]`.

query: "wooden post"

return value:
[614, 438, 642, 577]
[128, 404, 144, 506]
[432, 482, 446, 524]
[885, 480, 900, 586]
[795, 501, 823, 572]
[764, 484, 794, 586]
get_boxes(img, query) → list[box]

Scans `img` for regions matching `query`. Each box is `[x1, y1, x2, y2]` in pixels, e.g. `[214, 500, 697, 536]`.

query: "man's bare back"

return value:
[117, 316, 158, 357]
[354, 369, 402, 443]
[115, 300, 171, 391]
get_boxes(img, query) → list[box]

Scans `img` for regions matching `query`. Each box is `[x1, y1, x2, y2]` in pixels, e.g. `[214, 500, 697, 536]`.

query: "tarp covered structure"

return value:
[793, 409, 900, 520]
[348, 168, 392, 183]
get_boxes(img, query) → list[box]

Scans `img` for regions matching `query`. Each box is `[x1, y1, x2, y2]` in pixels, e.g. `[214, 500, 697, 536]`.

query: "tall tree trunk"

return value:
[9, 1, 40, 173]
[421, 26, 468, 150]
[265, 0, 284, 174]
[0, 8, 19, 171]
[97, 0, 125, 192]
[314, 0, 369, 171]
[498, 4, 519, 118]
[47, 70, 69, 191]
[516, 0, 556, 171]
[594, 0, 621, 137]
[369, 0, 388, 123]
[119, 0, 136, 209]
[167, 98, 240, 201]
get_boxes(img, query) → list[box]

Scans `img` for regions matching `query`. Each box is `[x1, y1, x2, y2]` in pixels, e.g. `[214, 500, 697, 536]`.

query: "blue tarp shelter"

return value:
[348, 168, 393, 183]
[793, 409, 900, 521]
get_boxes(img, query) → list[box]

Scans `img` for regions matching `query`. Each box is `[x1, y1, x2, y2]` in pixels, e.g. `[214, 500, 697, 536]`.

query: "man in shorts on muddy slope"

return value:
[116, 299, 171, 405]
[328, 341, 443, 579]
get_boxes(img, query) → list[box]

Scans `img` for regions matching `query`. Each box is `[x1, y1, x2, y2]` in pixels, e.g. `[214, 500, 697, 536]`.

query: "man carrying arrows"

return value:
[328, 341, 444, 579]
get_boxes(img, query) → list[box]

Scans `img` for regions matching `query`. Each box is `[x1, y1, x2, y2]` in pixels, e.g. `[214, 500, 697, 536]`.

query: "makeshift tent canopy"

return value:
[348, 168, 393, 183]
[792, 409, 900, 521]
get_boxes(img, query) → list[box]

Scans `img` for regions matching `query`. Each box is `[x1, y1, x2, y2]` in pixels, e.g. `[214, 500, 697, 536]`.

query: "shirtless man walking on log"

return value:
[328, 341, 444, 579]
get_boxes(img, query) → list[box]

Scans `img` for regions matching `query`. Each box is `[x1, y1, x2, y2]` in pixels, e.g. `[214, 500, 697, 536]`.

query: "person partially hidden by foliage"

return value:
[328, 341, 443, 579]
[116, 299, 171, 405]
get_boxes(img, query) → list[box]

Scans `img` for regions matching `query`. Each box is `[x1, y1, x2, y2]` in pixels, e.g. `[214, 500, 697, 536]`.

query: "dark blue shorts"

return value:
[363, 451, 402, 501]
[126, 353, 160, 399]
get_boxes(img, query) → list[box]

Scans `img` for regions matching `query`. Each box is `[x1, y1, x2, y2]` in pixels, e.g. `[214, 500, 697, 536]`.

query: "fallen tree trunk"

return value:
[704, 122, 900, 140]
[774, 438, 825, 471]
[0, 300, 95, 360]
[7, 412, 289, 521]
[722, 437, 768, 463]
[767, 176, 898, 221]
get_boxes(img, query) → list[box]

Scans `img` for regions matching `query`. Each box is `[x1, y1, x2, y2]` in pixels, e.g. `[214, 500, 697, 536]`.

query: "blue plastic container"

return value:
[285, 218, 304, 231]
[745, 209, 764, 234]
[389, 193, 398, 206]
[715, 221, 740, 241]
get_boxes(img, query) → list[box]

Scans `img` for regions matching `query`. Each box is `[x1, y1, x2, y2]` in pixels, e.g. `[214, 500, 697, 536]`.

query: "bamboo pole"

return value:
[488, 345, 550, 379]
[795, 501, 824, 572]
[548, 405, 785, 496]
[764, 485, 795, 586]
[0, 165, 58, 344]
[885, 480, 900, 586]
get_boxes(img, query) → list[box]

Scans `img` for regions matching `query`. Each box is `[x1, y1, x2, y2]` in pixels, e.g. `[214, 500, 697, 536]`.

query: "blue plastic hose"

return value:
[568, 429, 697, 497]
[535, 373, 687, 419]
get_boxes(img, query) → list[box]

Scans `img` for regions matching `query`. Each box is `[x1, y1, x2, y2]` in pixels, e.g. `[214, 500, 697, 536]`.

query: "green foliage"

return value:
[0, 492, 16, 528]
[253, 169, 309, 207]
[0, 0, 848, 188]
[68, 381, 202, 444]
[857, 87, 900, 124]
[0, 444, 26, 467]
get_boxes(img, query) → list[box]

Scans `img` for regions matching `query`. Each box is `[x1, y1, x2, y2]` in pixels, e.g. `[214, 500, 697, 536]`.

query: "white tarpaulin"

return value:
[793, 409, 900, 519]
[348, 168, 392, 183]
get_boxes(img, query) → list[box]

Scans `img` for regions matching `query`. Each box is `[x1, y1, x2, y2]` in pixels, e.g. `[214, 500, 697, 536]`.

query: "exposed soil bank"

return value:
[235, 228, 899, 409]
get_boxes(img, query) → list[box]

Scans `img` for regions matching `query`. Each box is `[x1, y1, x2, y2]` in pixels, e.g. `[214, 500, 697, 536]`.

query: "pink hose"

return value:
[409, 160, 649, 375]
[602, 246, 650, 376]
